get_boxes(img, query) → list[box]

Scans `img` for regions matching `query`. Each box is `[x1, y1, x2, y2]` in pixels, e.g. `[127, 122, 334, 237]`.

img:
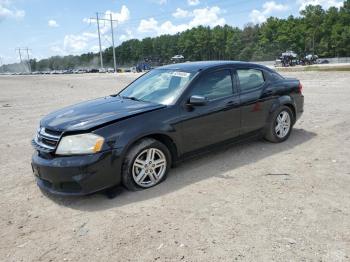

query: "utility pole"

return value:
[110, 13, 117, 73]
[0, 57, 3, 73]
[15, 48, 24, 73]
[96, 13, 104, 69]
[15, 47, 32, 73]
[24, 47, 32, 73]
[16, 48, 23, 62]
[90, 12, 118, 72]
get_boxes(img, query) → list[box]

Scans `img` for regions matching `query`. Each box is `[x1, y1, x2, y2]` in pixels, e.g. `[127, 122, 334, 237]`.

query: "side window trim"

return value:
[235, 68, 266, 94]
[232, 69, 240, 94]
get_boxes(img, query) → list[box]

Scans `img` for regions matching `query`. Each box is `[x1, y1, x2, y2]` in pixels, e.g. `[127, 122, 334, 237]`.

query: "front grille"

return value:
[43, 128, 62, 137]
[32, 127, 62, 153]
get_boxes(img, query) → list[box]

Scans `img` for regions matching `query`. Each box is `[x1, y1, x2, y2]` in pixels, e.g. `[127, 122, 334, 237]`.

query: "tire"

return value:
[264, 106, 294, 143]
[122, 138, 171, 191]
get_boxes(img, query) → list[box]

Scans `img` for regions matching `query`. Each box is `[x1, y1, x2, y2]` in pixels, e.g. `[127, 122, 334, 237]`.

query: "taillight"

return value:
[298, 82, 303, 94]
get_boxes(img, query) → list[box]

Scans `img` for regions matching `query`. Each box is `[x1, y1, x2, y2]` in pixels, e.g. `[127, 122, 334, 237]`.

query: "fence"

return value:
[321, 57, 350, 63]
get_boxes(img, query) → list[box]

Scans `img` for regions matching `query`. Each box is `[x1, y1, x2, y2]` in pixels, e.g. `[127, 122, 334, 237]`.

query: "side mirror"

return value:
[188, 95, 208, 106]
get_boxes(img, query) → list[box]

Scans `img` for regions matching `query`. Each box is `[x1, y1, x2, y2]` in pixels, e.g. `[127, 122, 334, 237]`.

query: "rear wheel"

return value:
[122, 138, 171, 191]
[265, 106, 294, 143]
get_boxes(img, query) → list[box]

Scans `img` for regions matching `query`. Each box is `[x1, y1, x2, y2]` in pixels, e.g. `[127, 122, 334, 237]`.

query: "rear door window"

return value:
[237, 69, 265, 92]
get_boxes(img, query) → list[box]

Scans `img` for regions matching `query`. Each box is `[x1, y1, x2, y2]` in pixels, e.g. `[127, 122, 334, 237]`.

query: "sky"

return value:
[0, 0, 345, 64]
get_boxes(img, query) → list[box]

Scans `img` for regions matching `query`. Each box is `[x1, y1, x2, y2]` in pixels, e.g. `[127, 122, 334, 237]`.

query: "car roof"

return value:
[158, 61, 272, 72]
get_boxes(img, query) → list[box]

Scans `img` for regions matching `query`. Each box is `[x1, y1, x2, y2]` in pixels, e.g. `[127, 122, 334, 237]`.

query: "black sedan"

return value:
[31, 61, 304, 195]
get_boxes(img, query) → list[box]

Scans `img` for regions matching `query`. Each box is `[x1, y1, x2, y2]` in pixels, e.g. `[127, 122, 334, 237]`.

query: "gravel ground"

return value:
[0, 71, 349, 262]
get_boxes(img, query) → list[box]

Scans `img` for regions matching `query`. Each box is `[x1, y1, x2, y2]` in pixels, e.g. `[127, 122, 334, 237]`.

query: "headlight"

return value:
[56, 133, 104, 155]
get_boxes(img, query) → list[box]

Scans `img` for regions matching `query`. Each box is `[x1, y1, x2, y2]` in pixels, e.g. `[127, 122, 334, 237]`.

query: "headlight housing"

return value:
[55, 133, 104, 155]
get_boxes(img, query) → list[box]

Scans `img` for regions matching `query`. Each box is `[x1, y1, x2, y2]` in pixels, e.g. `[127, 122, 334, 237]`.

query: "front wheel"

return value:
[264, 106, 294, 143]
[122, 138, 171, 191]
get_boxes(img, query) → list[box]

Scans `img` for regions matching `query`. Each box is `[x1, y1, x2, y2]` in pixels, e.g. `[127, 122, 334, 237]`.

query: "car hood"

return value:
[41, 96, 165, 131]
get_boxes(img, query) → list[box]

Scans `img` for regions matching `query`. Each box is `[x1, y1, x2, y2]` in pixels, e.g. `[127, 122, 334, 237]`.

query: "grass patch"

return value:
[305, 66, 350, 72]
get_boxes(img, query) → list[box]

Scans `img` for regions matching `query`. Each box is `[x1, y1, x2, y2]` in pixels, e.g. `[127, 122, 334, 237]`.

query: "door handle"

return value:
[223, 101, 240, 110]
[264, 89, 273, 96]
[226, 101, 239, 106]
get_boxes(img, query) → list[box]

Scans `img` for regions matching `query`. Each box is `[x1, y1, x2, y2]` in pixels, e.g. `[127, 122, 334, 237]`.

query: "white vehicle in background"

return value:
[274, 59, 282, 67]
[171, 54, 184, 63]
[305, 54, 318, 65]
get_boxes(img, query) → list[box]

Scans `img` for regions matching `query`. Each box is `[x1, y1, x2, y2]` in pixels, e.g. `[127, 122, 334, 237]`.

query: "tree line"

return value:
[2, 0, 349, 72]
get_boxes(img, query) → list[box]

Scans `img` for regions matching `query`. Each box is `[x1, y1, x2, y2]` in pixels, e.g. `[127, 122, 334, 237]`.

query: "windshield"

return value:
[119, 69, 196, 105]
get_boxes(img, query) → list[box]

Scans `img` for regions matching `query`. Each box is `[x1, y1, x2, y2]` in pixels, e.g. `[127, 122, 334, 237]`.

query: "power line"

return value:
[15, 47, 32, 73]
[15, 48, 23, 62]
[89, 12, 118, 72]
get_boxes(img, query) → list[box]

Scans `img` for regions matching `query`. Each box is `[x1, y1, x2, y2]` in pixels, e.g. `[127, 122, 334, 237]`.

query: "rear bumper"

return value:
[31, 149, 123, 196]
[295, 94, 304, 121]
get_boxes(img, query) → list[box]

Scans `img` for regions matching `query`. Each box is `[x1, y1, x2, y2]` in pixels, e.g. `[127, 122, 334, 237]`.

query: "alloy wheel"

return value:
[275, 111, 291, 138]
[132, 148, 167, 188]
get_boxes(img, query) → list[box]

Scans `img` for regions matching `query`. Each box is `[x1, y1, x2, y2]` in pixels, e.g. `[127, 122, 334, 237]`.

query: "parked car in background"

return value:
[304, 54, 318, 65]
[88, 68, 99, 73]
[280, 50, 298, 67]
[318, 59, 330, 64]
[274, 59, 282, 67]
[31, 61, 304, 196]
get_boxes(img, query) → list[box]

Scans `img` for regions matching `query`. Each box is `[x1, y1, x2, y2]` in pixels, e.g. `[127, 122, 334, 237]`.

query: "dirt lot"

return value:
[0, 71, 349, 261]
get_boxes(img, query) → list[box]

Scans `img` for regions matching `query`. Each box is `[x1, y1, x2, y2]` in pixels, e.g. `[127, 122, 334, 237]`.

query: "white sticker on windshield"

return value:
[172, 71, 190, 78]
